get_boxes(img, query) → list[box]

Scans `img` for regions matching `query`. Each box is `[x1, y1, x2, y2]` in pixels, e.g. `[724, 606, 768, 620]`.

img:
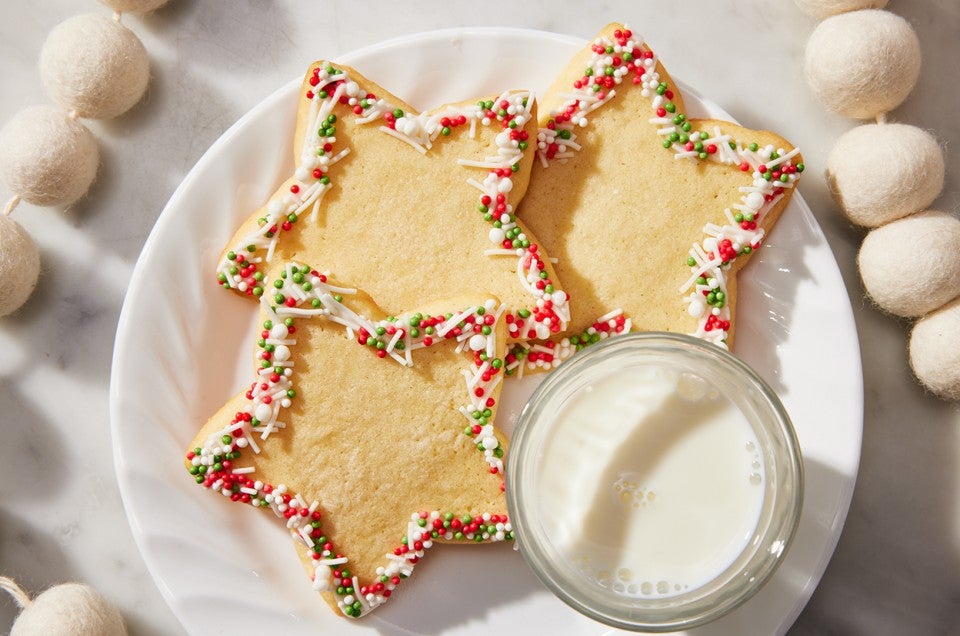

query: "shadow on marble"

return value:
[77, 66, 238, 264]
[0, 509, 72, 631]
[73, 1, 298, 266]
[0, 508, 170, 636]
[789, 325, 960, 635]
[0, 383, 67, 500]
[20, 251, 121, 385]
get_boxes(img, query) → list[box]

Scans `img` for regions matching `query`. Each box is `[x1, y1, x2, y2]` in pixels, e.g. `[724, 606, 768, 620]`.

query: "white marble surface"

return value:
[0, 1, 957, 634]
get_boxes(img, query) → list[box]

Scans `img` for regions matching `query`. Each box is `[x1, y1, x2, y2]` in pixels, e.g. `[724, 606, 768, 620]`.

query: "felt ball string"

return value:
[796, 0, 960, 400]
[0, 0, 168, 318]
[1, 576, 126, 636]
[1, 0, 167, 625]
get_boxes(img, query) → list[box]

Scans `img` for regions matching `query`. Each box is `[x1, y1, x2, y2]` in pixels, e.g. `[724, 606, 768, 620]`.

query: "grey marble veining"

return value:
[1, 1, 958, 634]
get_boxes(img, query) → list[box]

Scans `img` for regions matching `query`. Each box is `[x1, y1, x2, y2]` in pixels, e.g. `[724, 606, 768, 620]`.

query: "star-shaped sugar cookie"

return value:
[186, 264, 513, 618]
[215, 62, 568, 341]
[512, 23, 802, 371]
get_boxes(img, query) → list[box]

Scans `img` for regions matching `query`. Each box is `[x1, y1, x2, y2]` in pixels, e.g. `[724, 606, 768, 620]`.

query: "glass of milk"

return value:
[506, 332, 803, 631]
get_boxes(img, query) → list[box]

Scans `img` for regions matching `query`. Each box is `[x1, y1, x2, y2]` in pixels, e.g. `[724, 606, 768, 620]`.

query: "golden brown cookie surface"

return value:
[513, 23, 802, 371]
[216, 62, 569, 341]
[187, 265, 512, 617]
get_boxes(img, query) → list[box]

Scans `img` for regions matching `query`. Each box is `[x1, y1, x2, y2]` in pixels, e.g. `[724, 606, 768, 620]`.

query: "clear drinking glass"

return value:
[506, 332, 804, 632]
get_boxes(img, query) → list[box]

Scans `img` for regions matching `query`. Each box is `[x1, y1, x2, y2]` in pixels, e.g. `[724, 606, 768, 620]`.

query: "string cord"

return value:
[3, 195, 20, 216]
[0, 576, 32, 609]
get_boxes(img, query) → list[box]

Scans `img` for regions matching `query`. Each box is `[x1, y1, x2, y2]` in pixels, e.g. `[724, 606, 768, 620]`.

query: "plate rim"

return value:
[110, 24, 864, 635]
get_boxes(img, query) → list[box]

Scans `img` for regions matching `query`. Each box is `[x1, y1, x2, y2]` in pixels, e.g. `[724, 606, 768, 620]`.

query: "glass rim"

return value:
[505, 331, 804, 632]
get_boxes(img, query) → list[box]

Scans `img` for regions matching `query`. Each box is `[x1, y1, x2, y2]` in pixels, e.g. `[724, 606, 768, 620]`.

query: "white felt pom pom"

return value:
[0, 105, 99, 207]
[910, 297, 960, 400]
[10, 583, 126, 636]
[804, 10, 920, 119]
[0, 214, 41, 317]
[40, 13, 150, 119]
[99, 0, 170, 12]
[826, 123, 944, 227]
[794, 0, 888, 20]
[858, 211, 960, 318]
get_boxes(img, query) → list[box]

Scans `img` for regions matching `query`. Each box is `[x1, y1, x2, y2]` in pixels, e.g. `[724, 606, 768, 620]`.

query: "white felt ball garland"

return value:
[40, 13, 151, 120]
[0, 214, 41, 317]
[0, 2, 164, 318]
[0, 105, 100, 208]
[910, 298, 960, 401]
[795, 0, 887, 20]
[857, 211, 960, 318]
[798, 2, 959, 399]
[805, 10, 920, 119]
[826, 123, 944, 227]
[1, 577, 126, 635]
[99, 0, 170, 13]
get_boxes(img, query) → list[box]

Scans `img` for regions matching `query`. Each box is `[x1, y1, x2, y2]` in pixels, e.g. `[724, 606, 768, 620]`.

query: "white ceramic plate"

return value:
[111, 28, 863, 636]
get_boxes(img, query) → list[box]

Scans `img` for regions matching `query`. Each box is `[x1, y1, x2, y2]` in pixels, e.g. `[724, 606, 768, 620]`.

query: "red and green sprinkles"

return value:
[506, 309, 631, 375]
[185, 436, 513, 619]
[192, 260, 513, 616]
[532, 25, 802, 354]
[216, 62, 568, 341]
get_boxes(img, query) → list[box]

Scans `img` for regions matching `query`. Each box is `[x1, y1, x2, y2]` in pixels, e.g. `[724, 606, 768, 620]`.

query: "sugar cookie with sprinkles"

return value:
[511, 23, 802, 372]
[185, 264, 514, 618]
[216, 61, 568, 341]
